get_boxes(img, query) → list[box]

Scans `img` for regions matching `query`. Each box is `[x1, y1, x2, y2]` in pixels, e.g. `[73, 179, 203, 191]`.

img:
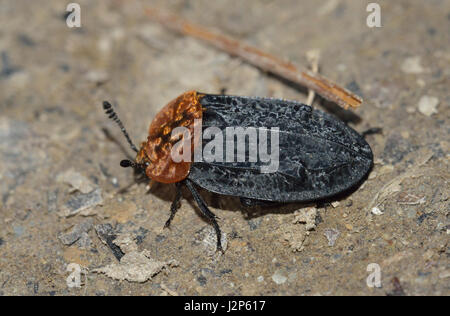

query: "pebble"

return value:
[418, 96, 439, 116]
[324, 228, 340, 246]
[272, 270, 287, 285]
[85, 70, 109, 84]
[59, 188, 103, 217]
[58, 218, 94, 246]
[371, 207, 384, 216]
[292, 206, 318, 231]
[198, 226, 228, 256]
[57, 169, 95, 194]
[401, 56, 424, 74]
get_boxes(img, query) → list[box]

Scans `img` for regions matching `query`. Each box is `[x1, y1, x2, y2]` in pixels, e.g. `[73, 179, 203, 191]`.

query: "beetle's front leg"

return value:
[164, 182, 183, 229]
[185, 179, 224, 253]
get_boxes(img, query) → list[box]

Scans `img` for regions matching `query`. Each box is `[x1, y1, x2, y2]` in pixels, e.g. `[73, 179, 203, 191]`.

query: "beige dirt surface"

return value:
[0, 0, 448, 295]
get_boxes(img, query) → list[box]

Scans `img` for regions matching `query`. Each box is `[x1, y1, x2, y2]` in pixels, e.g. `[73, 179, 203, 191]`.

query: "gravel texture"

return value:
[0, 0, 448, 296]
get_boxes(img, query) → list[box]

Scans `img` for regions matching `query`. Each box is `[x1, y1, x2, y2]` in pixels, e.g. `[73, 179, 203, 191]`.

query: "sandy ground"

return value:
[0, 0, 448, 296]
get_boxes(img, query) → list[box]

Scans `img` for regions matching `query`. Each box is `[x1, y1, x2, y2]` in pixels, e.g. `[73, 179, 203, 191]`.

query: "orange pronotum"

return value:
[136, 91, 204, 183]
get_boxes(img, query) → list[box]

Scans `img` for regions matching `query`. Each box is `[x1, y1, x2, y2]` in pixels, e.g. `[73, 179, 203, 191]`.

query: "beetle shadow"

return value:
[267, 73, 362, 124]
[147, 168, 371, 222]
[146, 182, 229, 224]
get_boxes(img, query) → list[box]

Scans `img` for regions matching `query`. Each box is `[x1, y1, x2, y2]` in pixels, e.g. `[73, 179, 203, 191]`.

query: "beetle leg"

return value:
[362, 127, 383, 138]
[164, 182, 183, 229]
[185, 179, 224, 253]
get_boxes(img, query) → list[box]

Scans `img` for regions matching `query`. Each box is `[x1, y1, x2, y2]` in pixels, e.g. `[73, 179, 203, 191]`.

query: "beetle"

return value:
[103, 91, 373, 253]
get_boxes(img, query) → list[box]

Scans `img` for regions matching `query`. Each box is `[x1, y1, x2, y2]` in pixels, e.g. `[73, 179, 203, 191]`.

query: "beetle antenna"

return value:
[103, 101, 139, 153]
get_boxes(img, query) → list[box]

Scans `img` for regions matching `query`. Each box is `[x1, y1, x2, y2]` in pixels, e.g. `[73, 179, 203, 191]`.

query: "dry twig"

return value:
[144, 7, 363, 110]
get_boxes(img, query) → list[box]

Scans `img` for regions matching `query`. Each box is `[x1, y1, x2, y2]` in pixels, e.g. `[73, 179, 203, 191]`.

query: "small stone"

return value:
[331, 201, 340, 208]
[85, 70, 109, 84]
[272, 270, 287, 285]
[113, 233, 139, 254]
[283, 226, 308, 252]
[197, 226, 228, 255]
[75, 232, 92, 249]
[59, 188, 103, 217]
[324, 228, 340, 246]
[401, 56, 424, 74]
[293, 206, 318, 231]
[57, 169, 95, 194]
[257, 276, 264, 283]
[58, 218, 94, 246]
[418, 96, 439, 116]
[284, 207, 318, 252]
[371, 207, 384, 216]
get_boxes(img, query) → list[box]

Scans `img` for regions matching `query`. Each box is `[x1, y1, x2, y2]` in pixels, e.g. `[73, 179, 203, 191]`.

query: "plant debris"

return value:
[93, 229, 178, 283]
[283, 206, 318, 252]
[92, 250, 178, 283]
[396, 192, 426, 205]
[58, 218, 94, 247]
[59, 189, 103, 217]
[195, 226, 228, 256]
[57, 169, 95, 194]
[324, 228, 340, 246]
[145, 7, 363, 110]
[95, 223, 124, 261]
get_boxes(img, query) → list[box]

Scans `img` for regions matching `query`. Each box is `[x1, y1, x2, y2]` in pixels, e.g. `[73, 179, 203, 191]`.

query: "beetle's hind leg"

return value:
[185, 179, 224, 254]
[362, 127, 383, 138]
[164, 182, 183, 229]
